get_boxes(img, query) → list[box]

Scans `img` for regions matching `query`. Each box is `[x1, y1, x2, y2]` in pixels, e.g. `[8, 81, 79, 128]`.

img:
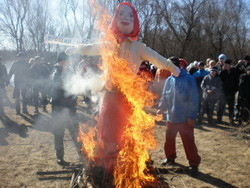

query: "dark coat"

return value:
[0, 63, 8, 88]
[50, 64, 76, 109]
[239, 73, 250, 108]
[219, 68, 239, 96]
[8, 60, 30, 86]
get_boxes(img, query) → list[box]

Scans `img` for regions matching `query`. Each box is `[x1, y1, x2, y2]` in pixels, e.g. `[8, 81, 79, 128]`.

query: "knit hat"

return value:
[57, 51, 69, 62]
[198, 61, 205, 67]
[211, 66, 218, 72]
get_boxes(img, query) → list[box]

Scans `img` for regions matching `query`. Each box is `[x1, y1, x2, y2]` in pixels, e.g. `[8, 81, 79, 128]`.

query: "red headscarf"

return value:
[179, 58, 188, 70]
[109, 2, 140, 43]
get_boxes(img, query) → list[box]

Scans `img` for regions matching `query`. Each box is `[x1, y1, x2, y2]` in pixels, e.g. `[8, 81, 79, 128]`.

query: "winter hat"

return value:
[198, 61, 205, 67]
[57, 51, 69, 62]
[218, 54, 227, 60]
[211, 66, 218, 72]
[193, 61, 199, 66]
[169, 57, 180, 68]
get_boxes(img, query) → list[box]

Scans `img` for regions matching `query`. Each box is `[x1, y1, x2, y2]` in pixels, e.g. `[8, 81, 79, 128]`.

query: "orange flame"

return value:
[78, 1, 162, 187]
[78, 124, 97, 161]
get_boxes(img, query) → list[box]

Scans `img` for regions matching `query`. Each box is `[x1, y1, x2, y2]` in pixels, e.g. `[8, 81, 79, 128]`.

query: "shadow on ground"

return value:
[156, 163, 237, 188]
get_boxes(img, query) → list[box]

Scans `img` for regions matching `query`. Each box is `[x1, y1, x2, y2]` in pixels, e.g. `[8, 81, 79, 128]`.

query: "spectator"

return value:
[188, 61, 199, 75]
[8, 52, 29, 115]
[234, 55, 250, 76]
[217, 59, 239, 125]
[193, 62, 209, 114]
[50, 51, 82, 165]
[26, 58, 35, 105]
[29, 56, 50, 113]
[198, 67, 222, 124]
[205, 60, 216, 72]
[0, 56, 9, 115]
[158, 57, 201, 177]
[137, 61, 154, 84]
[149, 64, 157, 77]
[217, 54, 227, 73]
[238, 66, 250, 110]
[205, 58, 211, 69]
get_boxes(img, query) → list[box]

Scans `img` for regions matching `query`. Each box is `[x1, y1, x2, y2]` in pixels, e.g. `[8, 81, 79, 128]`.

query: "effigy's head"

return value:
[109, 2, 140, 41]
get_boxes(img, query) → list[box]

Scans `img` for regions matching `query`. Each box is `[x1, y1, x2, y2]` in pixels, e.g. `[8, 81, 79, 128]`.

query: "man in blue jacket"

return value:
[158, 57, 201, 176]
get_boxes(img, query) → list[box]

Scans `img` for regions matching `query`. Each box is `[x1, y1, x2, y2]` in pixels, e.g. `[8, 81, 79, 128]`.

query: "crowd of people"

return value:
[155, 54, 250, 125]
[0, 51, 249, 170]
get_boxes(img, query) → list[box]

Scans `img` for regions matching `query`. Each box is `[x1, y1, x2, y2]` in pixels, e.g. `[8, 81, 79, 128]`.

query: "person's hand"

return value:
[187, 119, 195, 127]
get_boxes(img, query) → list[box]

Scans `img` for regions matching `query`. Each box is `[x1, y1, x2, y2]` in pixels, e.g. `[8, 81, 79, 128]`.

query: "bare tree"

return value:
[26, 0, 49, 52]
[0, 0, 29, 52]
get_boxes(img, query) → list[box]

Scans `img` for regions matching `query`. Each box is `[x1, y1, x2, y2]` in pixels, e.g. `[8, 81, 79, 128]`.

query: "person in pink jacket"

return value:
[66, 2, 180, 180]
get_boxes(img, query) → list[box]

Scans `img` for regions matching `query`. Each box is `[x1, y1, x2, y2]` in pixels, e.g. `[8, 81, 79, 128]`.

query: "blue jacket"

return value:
[193, 69, 209, 79]
[159, 69, 199, 123]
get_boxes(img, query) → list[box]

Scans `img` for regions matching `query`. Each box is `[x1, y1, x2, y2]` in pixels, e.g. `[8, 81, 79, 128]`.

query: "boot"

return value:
[161, 158, 175, 166]
[190, 166, 199, 177]
[56, 158, 70, 166]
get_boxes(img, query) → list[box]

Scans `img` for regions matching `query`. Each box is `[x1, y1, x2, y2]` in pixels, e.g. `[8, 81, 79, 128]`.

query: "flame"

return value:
[78, 1, 162, 187]
[78, 124, 97, 161]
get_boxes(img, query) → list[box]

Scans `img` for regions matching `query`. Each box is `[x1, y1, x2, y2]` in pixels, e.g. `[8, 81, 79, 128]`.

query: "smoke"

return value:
[63, 63, 105, 115]
[64, 67, 105, 96]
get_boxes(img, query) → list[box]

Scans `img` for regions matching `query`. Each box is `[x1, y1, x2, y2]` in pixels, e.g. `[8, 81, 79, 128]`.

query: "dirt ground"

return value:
[0, 86, 249, 188]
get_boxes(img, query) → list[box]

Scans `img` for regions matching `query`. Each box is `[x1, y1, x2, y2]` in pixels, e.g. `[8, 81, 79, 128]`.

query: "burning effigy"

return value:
[66, 1, 180, 187]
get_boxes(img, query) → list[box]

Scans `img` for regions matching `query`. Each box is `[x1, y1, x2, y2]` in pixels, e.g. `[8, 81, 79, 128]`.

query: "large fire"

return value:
[78, 1, 161, 187]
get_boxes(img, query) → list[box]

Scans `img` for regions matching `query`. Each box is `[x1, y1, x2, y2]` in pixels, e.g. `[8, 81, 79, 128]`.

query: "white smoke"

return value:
[63, 65, 105, 115]
[64, 68, 105, 96]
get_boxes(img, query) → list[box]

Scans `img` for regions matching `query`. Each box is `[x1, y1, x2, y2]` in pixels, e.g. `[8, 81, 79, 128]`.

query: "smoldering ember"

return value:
[0, 0, 249, 188]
